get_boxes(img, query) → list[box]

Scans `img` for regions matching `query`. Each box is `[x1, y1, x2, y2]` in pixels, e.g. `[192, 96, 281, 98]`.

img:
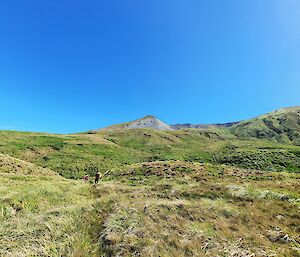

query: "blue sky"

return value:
[0, 0, 299, 133]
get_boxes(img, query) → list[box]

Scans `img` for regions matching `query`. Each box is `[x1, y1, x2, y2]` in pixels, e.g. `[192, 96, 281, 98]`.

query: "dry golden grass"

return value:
[90, 161, 300, 256]
[0, 154, 56, 176]
[1, 155, 299, 256]
[0, 173, 100, 256]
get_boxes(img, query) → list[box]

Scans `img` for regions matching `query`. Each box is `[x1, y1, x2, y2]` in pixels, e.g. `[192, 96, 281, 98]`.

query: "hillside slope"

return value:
[96, 107, 300, 147]
[0, 153, 56, 175]
[0, 156, 99, 256]
[93, 161, 299, 256]
[0, 124, 300, 256]
[0, 128, 299, 180]
[231, 106, 300, 145]
[1, 159, 299, 256]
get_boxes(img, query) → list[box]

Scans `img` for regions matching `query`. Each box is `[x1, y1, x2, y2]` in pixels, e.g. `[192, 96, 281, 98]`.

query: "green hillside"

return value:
[0, 126, 299, 180]
[231, 106, 300, 145]
[1, 107, 300, 256]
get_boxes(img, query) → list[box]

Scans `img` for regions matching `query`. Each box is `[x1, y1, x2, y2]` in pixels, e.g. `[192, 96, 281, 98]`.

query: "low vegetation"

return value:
[0, 157, 99, 256]
[231, 106, 300, 145]
[0, 128, 299, 180]
[1, 157, 299, 256]
[1, 107, 300, 256]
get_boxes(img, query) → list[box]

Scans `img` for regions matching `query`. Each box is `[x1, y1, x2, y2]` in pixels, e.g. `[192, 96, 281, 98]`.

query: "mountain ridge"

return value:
[230, 106, 300, 145]
[94, 106, 300, 145]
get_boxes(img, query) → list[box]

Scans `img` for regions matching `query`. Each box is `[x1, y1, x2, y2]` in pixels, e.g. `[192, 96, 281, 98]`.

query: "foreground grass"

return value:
[91, 161, 300, 256]
[1, 155, 299, 256]
[0, 173, 100, 257]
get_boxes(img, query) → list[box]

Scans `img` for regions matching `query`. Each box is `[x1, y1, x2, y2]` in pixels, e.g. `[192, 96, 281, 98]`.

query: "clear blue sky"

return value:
[0, 0, 299, 133]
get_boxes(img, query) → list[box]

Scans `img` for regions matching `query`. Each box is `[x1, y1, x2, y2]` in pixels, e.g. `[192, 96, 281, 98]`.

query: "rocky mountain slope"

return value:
[171, 121, 239, 130]
[101, 115, 173, 131]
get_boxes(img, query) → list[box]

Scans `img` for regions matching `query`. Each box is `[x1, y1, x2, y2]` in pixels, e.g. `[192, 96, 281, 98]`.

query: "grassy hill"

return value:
[231, 106, 300, 145]
[99, 106, 300, 146]
[0, 126, 299, 180]
[0, 153, 56, 175]
[1, 107, 300, 256]
[1, 158, 299, 256]
[0, 155, 100, 256]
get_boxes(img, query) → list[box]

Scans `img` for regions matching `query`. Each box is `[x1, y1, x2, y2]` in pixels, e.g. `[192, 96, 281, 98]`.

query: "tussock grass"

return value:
[89, 161, 300, 256]
[1, 160, 300, 256]
[1, 129, 299, 180]
[1, 128, 300, 256]
[0, 172, 100, 257]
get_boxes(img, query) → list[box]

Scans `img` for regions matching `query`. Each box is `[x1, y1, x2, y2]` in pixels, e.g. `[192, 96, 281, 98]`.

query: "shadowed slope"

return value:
[231, 106, 300, 145]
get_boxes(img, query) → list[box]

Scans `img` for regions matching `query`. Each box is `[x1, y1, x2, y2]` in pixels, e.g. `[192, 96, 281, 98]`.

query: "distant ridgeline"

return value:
[0, 106, 299, 180]
[94, 106, 300, 145]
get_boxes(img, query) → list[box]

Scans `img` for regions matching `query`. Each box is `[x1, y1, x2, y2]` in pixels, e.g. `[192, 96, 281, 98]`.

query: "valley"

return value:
[1, 106, 300, 256]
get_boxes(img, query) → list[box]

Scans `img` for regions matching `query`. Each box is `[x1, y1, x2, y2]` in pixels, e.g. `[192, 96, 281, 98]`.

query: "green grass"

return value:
[90, 161, 300, 256]
[230, 106, 300, 145]
[1, 157, 300, 256]
[0, 173, 101, 256]
[1, 127, 300, 256]
[1, 128, 299, 179]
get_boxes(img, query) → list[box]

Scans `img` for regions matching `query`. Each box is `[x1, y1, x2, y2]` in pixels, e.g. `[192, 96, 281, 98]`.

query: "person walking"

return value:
[94, 171, 102, 184]
[83, 174, 89, 182]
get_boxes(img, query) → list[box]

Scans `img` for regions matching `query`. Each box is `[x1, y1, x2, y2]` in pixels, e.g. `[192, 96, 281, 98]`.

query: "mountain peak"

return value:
[126, 115, 173, 131]
[101, 115, 173, 131]
[139, 115, 156, 120]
